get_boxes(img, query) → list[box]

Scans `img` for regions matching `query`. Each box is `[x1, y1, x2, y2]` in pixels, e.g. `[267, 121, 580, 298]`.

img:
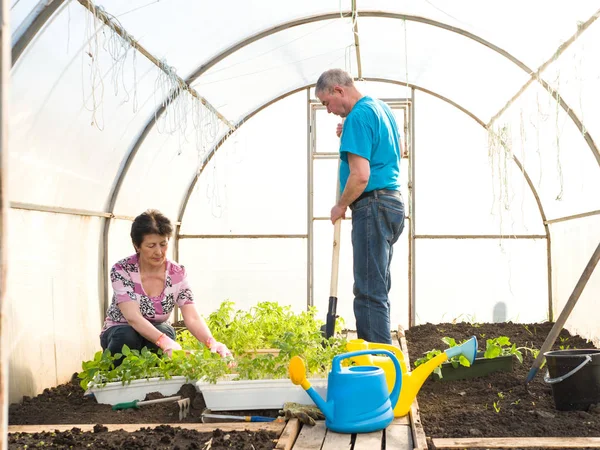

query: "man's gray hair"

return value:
[315, 69, 354, 95]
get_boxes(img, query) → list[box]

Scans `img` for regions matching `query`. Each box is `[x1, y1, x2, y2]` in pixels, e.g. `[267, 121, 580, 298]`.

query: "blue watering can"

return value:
[289, 349, 402, 433]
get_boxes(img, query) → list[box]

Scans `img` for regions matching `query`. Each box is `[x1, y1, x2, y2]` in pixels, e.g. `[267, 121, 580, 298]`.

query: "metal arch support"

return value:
[11, 0, 67, 65]
[182, 11, 598, 167]
[172, 85, 312, 263]
[12, 7, 579, 319]
[172, 78, 554, 322]
[12, 7, 598, 176]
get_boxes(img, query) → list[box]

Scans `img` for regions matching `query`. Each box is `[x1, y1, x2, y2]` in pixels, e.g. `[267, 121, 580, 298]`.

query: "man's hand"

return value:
[279, 402, 325, 426]
[330, 204, 346, 225]
[336, 122, 343, 138]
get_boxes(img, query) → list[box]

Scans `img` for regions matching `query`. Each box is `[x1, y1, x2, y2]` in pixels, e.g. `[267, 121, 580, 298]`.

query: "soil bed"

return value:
[9, 425, 277, 449]
[405, 321, 600, 445]
[9, 378, 280, 449]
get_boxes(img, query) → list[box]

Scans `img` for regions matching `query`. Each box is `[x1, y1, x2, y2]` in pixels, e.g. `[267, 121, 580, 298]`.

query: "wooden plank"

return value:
[397, 324, 405, 338]
[353, 430, 383, 450]
[396, 335, 427, 450]
[432, 436, 600, 448]
[292, 421, 327, 450]
[321, 429, 352, 449]
[407, 402, 427, 450]
[385, 424, 413, 450]
[8, 422, 285, 434]
[276, 419, 301, 450]
[391, 415, 410, 426]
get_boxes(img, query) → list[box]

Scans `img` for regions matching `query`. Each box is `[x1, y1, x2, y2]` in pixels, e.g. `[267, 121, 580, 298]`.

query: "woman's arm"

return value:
[118, 302, 182, 355]
[179, 303, 212, 345]
[118, 302, 164, 343]
[181, 304, 232, 357]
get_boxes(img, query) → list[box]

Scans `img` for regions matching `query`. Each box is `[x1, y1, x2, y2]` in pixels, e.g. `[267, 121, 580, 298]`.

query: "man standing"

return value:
[315, 69, 405, 344]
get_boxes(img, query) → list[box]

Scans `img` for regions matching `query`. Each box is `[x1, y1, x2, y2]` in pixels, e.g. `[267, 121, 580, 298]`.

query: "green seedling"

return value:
[79, 300, 348, 388]
[413, 337, 474, 378]
[493, 401, 501, 413]
[484, 336, 538, 364]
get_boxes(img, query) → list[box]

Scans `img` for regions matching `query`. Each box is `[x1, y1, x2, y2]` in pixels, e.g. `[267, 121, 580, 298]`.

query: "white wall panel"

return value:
[550, 216, 600, 347]
[180, 92, 307, 235]
[414, 91, 544, 236]
[6, 210, 102, 403]
[414, 239, 549, 325]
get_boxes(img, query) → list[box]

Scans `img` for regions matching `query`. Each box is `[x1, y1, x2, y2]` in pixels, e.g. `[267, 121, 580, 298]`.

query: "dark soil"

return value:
[405, 322, 600, 444]
[9, 376, 279, 425]
[9, 377, 279, 449]
[8, 425, 277, 449]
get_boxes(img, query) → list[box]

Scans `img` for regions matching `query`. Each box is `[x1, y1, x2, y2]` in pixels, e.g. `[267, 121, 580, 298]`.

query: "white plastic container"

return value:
[196, 378, 327, 411]
[89, 376, 189, 405]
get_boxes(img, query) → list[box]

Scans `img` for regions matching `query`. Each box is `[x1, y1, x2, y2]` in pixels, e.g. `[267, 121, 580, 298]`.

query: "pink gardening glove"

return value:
[205, 336, 232, 358]
[156, 333, 182, 357]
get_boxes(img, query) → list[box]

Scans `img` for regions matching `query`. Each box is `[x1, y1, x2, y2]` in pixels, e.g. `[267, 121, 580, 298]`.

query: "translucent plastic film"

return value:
[10, 4, 167, 211]
[414, 239, 549, 325]
[180, 92, 308, 236]
[413, 91, 544, 236]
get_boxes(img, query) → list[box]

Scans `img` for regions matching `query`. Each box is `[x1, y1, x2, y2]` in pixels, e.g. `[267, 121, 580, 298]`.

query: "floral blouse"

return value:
[101, 254, 194, 334]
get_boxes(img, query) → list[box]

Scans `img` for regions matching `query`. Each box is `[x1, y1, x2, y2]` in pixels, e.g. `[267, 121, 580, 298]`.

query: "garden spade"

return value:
[322, 128, 343, 339]
[323, 217, 341, 339]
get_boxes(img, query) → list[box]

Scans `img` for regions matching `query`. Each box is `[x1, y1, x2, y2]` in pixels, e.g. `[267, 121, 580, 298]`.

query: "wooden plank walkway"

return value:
[432, 437, 600, 448]
[287, 329, 426, 449]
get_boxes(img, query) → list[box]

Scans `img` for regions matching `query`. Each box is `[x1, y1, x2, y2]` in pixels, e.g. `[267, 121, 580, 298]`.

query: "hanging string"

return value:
[552, 73, 564, 201]
[82, 2, 105, 130]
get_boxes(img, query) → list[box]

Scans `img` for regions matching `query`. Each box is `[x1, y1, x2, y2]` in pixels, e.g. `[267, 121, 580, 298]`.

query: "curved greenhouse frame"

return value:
[2, 1, 599, 431]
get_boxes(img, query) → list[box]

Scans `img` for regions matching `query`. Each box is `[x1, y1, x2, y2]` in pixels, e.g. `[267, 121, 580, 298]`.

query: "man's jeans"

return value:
[100, 322, 176, 364]
[350, 190, 405, 344]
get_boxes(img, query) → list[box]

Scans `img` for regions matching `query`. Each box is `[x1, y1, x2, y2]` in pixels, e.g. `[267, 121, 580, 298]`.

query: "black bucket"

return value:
[544, 349, 600, 411]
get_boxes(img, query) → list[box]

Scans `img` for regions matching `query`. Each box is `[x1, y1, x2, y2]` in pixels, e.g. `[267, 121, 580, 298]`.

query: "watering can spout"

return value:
[395, 335, 478, 415]
[304, 387, 333, 419]
[397, 336, 477, 415]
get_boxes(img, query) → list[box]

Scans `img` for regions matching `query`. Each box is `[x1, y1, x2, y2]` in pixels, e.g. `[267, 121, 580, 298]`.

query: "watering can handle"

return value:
[333, 349, 402, 408]
[543, 354, 592, 384]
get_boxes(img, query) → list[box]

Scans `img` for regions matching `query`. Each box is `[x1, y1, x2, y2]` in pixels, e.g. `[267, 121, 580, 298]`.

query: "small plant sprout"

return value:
[511, 399, 521, 405]
[484, 336, 538, 363]
[559, 336, 573, 350]
[497, 391, 505, 399]
[493, 401, 501, 413]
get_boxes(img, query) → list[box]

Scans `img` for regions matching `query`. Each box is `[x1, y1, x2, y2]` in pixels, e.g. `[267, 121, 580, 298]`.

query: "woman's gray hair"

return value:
[315, 69, 354, 95]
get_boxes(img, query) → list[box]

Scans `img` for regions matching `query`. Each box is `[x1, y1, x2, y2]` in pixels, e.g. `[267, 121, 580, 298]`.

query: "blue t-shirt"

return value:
[339, 96, 401, 194]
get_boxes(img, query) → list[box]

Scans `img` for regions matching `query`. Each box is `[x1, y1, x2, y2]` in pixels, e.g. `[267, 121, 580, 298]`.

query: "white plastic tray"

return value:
[89, 376, 189, 405]
[196, 378, 327, 411]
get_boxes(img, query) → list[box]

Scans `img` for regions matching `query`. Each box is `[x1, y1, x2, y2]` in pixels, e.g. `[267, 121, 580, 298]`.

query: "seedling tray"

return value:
[434, 352, 514, 381]
[196, 378, 327, 411]
[89, 376, 189, 405]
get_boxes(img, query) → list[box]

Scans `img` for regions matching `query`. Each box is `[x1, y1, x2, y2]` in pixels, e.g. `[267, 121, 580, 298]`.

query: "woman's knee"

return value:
[103, 326, 144, 353]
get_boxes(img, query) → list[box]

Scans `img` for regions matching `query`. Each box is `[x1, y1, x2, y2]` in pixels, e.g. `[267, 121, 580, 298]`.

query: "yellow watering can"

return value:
[346, 336, 477, 417]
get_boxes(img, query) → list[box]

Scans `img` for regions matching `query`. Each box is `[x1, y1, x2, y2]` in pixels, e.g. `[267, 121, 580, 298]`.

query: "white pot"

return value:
[90, 376, 190, 405]
[196, 378, 327, 411]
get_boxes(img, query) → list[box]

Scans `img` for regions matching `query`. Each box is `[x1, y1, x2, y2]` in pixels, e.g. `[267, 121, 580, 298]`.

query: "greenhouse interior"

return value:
[2, 0, 600, 448]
